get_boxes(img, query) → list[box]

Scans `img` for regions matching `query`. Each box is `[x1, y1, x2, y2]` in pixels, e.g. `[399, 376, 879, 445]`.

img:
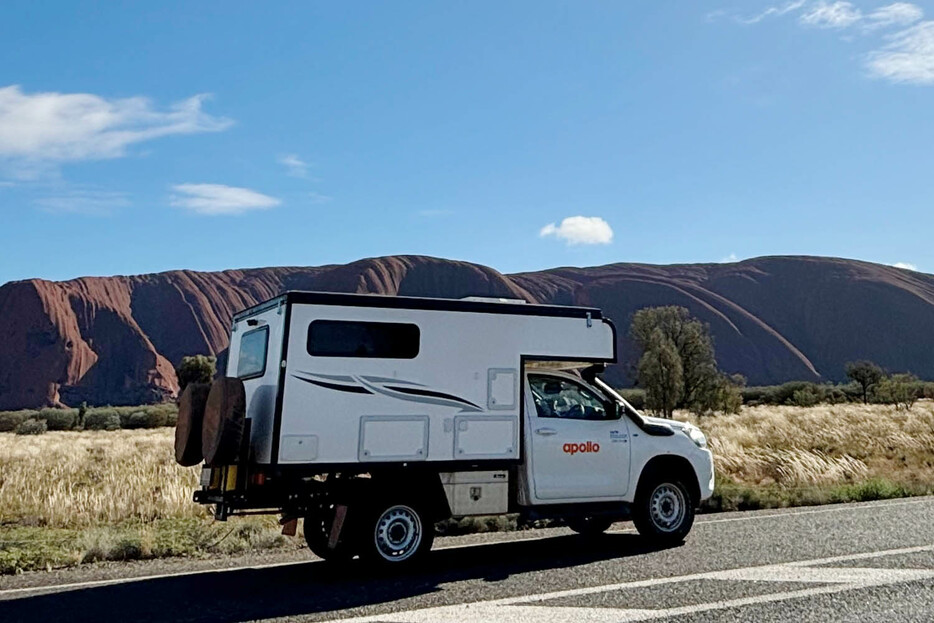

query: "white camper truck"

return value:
[177, 291, 714, 566]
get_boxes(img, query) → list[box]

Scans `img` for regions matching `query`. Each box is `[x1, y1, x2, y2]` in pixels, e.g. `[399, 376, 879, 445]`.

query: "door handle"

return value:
[535, 427, 557, 436]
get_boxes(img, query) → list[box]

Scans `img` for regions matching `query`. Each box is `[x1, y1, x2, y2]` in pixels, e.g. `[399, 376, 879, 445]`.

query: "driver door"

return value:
[527, 374, 631, 501]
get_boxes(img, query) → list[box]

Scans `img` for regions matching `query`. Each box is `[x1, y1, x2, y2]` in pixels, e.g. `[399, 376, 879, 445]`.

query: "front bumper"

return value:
[696, 449, 716, 501]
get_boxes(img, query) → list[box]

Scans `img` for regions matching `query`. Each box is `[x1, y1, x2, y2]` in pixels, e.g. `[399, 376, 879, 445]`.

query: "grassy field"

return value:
[2, 403, 933, 574]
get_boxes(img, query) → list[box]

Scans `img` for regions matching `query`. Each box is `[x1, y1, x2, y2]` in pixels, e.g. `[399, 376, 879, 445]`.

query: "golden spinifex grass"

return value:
[679, 402, 934, 508]
[0, 430, 202, 527]
[1, 403, 933, 573]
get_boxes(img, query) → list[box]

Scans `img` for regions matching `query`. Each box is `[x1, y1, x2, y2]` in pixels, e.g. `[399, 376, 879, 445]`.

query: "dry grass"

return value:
[679, 401, 934, 509]
[0, 430, 201, 528]
[0, 430, 291, 574]
[1, 402, 933, 573]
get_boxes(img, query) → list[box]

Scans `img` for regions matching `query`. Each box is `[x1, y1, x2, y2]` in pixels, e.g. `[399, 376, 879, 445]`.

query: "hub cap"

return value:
[374, 505, 422, 561]
[649, 484, 686, 533]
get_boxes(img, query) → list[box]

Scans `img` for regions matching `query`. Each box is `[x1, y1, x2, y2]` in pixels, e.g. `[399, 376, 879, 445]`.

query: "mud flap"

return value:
[328, 505, 349, 550]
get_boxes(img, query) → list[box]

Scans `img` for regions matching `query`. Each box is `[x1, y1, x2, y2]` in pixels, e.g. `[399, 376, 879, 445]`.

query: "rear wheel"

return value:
[303, 500, 356, 563]
[566, 516, 614, 537]
[361, 501, 434, 566]
[632, 476, 695, 545]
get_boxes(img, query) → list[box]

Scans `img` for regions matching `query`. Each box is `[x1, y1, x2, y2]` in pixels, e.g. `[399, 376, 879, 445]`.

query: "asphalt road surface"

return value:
[1, 497, 933, 622]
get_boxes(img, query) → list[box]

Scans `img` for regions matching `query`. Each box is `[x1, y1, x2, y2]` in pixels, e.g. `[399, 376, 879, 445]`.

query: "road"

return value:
[1, 497, 933, 622]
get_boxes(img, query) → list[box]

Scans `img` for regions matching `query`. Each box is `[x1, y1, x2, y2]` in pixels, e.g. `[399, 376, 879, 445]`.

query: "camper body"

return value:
[189, 292, 714, 566]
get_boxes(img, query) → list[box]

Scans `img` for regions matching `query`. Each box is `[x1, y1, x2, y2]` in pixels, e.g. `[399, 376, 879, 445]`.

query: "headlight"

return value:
[686, 427, 707, 449]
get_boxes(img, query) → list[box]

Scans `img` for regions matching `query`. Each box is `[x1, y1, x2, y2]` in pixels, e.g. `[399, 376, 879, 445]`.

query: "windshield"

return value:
[592, 376, 648, 426]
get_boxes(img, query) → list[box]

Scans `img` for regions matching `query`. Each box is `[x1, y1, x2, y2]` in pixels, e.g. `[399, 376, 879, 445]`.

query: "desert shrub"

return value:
[15, 419, 48, 435]
[875, 373, 920, 410]
[176, 355, 217, 394]
[790, 386, 822, 407]
[84, 409, 121, 431]
[741, 386, 776, 406]
[37, 408, 78, 431]
[0, 410, 33, 432]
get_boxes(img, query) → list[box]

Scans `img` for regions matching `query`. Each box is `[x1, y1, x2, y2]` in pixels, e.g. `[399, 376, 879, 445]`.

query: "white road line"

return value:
[331, 544, 934, 622]
[0, 497, 930, 599]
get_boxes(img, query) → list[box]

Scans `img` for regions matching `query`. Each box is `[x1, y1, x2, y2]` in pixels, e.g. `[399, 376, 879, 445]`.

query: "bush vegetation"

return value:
[0, 403, 178, 433]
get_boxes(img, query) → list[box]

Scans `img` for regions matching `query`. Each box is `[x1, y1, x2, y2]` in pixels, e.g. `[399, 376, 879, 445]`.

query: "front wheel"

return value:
[361, 501, 434, 567]
[632, 477, 695, 545]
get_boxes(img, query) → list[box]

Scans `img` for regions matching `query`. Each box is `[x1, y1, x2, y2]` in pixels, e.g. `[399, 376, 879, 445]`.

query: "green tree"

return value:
[176, 355, 217, 394]
[876, 373, 919, 411]
[637, 328, 684, 418]
[845, 360, 884, 404]
[632, 306, 739, 416]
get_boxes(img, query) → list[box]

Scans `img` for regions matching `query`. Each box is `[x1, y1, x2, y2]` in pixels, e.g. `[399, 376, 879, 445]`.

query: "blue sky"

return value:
[1, 1, 933, 285]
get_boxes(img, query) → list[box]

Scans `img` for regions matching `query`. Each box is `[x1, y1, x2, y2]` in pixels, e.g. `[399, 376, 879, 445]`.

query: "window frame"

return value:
[306, 319, 421, 359]
[528, 374, 618, 422]
[237, 325, 270, 380]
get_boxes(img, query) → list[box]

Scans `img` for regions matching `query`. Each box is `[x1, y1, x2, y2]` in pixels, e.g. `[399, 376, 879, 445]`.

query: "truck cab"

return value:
[179, 292, 714, 568]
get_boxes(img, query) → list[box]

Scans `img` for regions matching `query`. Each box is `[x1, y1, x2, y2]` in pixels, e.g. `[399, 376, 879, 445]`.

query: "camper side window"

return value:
[307, 320, 420, 359]
[237, 326, 269, 379]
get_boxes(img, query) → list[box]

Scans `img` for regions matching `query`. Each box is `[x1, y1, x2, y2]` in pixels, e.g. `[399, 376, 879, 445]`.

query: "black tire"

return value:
[303, 500, 356, 563]
[567, 516, 614, 537]
[201, 377, 246, 465]
[360, 500, 434, 567]
[632, 475, 695, 545]
[175, 383, 210, 466]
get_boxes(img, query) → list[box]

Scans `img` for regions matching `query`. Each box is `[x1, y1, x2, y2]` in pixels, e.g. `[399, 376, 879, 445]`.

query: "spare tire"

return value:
[202, 377, 247, 465]
[175, 383, 210, 466]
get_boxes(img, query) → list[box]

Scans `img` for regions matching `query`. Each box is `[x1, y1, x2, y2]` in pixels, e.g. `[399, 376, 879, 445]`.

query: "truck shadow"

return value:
[1, 533, 677, 623]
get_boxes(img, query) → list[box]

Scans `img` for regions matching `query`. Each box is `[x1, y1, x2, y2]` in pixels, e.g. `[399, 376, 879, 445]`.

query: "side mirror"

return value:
[606, 401, 620, 420]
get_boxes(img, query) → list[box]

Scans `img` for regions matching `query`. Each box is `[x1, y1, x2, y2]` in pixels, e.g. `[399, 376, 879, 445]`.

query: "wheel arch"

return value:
[636, 455, 701, 508]
[367, 469, 452, 521]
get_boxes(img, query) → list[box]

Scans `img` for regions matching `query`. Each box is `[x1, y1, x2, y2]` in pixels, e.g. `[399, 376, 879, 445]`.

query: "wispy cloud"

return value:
[307, 191, 332, 205]
[799, 1, 863, 29]
[170, 184, 280, 216]
[540, 216, 613, 246]
[725, 2, 931, 85]
[867, 21, 934, 83]
[278, 154, 310, 178]
[0, 86, 231, 175]
[892, 261, 918, 270]
[35, 189, 130, 216]
[740, 1, 806, 24]
[721, 252, 740, 263]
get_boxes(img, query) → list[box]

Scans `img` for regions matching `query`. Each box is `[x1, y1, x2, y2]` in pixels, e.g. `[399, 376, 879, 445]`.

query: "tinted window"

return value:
[529, 375, 610, 421]
[237, 326, 269, 379]
[307, 320, 420, 359]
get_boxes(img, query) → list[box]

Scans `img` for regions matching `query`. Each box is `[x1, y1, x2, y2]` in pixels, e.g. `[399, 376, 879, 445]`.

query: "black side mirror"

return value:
[606, 401, 620, 420]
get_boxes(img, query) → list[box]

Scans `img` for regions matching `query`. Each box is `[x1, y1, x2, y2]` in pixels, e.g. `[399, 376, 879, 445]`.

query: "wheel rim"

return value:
[649, 484, 686, 533]
[374, 505, 422, 561]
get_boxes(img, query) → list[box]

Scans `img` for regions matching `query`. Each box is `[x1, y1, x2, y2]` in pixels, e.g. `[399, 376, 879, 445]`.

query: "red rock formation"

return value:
[1, 254, 932, 409]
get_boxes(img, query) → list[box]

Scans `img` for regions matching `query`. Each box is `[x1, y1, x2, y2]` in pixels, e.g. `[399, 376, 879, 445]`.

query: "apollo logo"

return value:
[563, 441, 600, 455]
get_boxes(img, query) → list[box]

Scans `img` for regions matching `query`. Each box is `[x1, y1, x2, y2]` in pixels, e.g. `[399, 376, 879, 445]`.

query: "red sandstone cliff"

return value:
[1, 254, 932, 409]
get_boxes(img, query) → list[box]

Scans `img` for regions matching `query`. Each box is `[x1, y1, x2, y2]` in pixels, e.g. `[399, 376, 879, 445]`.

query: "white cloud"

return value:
[865, 3, 924, 29]
[539, 216, 613, 245]
[278, 154, 309, 178]
[892, 261, 918, 270]
[0, 86, 231, 171]
[740, 1, 806, 24]
[721, 253, 740, 263]
[867, 21, 934, 83]
[170, 184, 281, 216]
[35, 189, 130, 216]
[800, 1, 863, 28]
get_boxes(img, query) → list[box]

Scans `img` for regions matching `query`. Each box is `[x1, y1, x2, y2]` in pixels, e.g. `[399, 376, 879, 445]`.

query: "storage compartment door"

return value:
[454, 416, 518, 459]
[359, 415, 429, 462]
